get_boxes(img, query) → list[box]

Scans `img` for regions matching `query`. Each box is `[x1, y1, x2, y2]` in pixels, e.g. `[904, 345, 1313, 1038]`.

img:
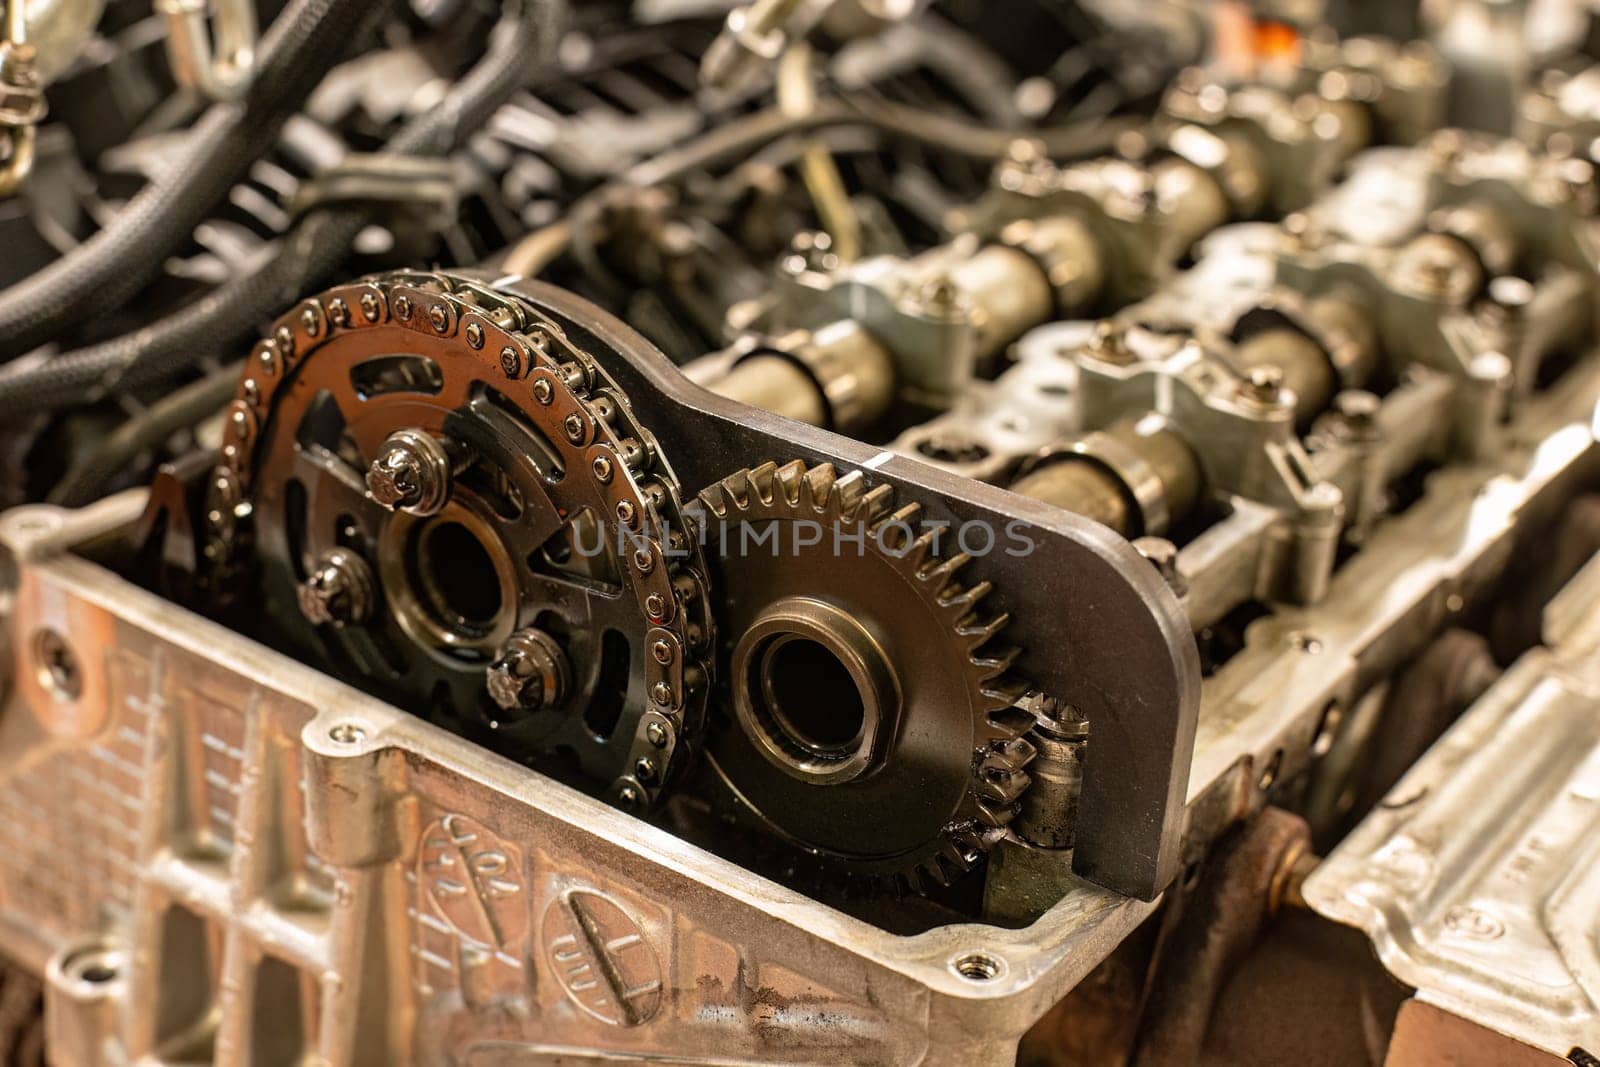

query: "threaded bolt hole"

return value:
[32, 628, 81, 701]
[79, 961, 119, 984]
[952, 952, 1004, 982]
[329, 722, 367, 745]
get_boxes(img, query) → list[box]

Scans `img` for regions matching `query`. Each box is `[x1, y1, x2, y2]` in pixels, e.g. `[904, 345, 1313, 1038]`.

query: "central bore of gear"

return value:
[732, 597, 901, 785]
[381, 502, 518, 657]
[419, 521, 502, 627]
[758, 636, 865, 753]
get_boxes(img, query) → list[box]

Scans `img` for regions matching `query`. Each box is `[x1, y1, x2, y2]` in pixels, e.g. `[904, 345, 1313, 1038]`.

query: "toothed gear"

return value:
[208, 271, 714, 812]
[694, 460, 1036, 894]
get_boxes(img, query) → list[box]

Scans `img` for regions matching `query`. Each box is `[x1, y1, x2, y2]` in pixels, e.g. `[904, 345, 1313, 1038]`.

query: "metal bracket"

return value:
[156, 0, 256, 102]
[0, 11, 45, 197]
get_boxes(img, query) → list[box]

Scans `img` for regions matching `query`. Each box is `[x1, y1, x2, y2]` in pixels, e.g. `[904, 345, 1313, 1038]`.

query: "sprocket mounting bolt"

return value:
[485, 629, 571, 716]
[298, 549, 376, 627]
[365, 429, 454, 515]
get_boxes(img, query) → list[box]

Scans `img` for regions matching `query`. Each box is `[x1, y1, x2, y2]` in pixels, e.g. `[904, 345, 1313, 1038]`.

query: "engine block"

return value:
[2, 1, 1600, 1064]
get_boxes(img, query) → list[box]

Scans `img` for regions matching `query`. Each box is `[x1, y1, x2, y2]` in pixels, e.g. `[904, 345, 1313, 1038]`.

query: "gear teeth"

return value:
[902, 530, 941, 570]
[971, 642, 1021, 681]
[919, 551, 972, 589]
[956, 610, 1010, 649]
[828, 469, 870, 518]
[979, 675, 1030, 716]
[699, 458, 1040, 896]
[928, 855, 959, 888]
[871, 503, 922, 553]
[696, 480, 732, 519]
[975, 749, 1032, 806]
[742, 461, 782, 506]
[855, 483, 896, 524]
[772, 459, 810, 506]
[797, 463, 836, 511]
[938, 838, 970, 873]
[984, 693, 1037, 733]
[938, 578, 991, 613]
[975, 798, 1020, 828]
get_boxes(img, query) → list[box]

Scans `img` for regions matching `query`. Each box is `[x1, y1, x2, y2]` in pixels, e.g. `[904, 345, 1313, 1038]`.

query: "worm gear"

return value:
[693, 460, 1035, 893]
[207, 270, 714, 811]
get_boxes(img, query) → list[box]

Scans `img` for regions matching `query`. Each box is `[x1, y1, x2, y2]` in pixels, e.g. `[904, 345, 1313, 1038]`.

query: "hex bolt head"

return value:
[1085, 322, 1134, 364]
[485, 629, 571, 716]
[298, 549, 377, 627]
[1332, 389, 1381, 436]
[1239, 365, 1285, 406]
[365, 429, 453, 515]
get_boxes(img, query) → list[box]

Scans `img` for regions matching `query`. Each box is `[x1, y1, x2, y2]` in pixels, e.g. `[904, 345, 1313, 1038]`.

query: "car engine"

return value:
[2, 0, 1600, 1063]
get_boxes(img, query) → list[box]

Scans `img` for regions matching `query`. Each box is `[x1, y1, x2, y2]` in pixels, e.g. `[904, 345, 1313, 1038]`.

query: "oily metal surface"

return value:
[215, 272, 714, 809]
[498, 275, 1202, 901]
[0, 496, 1152, 1066]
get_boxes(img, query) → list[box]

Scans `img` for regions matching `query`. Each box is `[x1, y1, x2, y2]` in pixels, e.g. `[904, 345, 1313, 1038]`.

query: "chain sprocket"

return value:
[206, 270, 714, 810]
[693, 460, 1036, 893]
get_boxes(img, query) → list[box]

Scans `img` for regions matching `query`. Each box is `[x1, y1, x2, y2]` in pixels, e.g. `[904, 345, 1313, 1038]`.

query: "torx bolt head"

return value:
[298, 549, 376, 627]
[365, 429, 452, 515]
[485, 629, 570, 715]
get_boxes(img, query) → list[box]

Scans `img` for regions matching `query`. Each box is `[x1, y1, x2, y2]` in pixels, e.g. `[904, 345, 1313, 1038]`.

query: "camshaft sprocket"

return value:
[693, 460, 1036, 893]
[207, 270, 714, 810]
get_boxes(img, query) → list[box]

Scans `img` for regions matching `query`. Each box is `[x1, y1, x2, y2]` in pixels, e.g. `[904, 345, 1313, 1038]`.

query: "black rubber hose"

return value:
[49, 362, 244, 507]
[0, 0, 398, 360]
[0, 0, 561, 423]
